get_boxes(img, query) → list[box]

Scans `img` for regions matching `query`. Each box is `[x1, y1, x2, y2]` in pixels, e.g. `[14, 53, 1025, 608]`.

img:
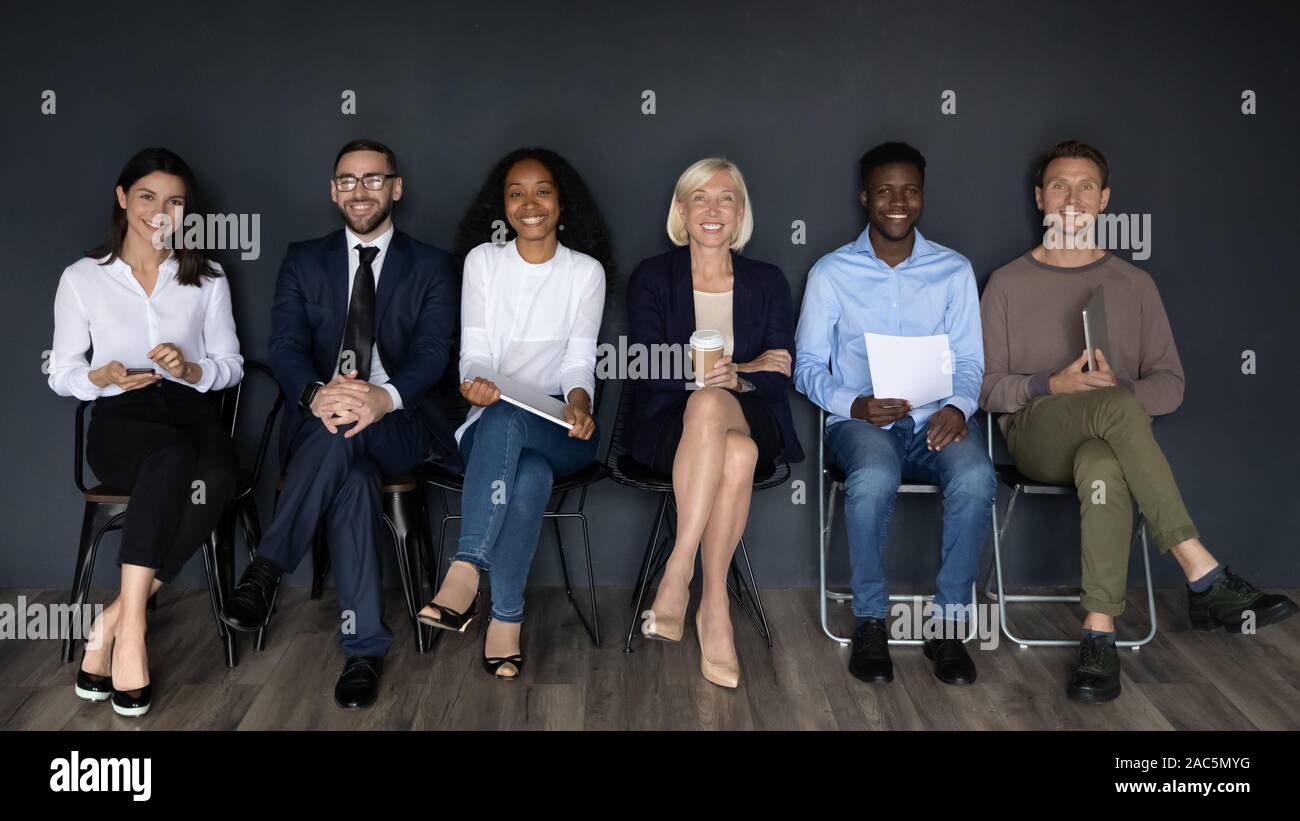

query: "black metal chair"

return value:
[607, 382, 787, 653]
[291, 471, 437, 654]
[417, 381, 608, 647]
[63, 359, 282, 669]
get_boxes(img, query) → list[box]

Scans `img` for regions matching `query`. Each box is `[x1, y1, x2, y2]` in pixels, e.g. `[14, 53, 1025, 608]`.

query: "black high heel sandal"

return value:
[482, 654, 524, 680]
[482, 618, 524, 680]
[417, 592, 481, 633]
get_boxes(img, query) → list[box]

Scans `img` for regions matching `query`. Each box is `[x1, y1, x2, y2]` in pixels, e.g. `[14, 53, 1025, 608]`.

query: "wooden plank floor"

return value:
[2, 585, 1298, 731]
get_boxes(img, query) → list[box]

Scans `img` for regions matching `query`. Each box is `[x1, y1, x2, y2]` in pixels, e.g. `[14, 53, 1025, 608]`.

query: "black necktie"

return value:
[339, 244, 379, 381]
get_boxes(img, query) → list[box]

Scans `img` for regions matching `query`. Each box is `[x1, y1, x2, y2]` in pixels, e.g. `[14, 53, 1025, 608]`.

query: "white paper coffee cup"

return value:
[690, 329, 726, 387]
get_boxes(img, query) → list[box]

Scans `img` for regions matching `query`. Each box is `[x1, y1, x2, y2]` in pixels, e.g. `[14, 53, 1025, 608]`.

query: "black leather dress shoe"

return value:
[923, 635, 977, 685]
[848, 618, 893, 683]
[1067, 635, 1121, 704]
[1188, 567, 1299, 633]
[222, 557, 282, 632]
[334, 656, 384, 709]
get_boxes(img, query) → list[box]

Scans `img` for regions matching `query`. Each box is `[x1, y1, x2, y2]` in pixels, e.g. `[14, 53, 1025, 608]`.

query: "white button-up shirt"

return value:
[48, 253, 243, 400]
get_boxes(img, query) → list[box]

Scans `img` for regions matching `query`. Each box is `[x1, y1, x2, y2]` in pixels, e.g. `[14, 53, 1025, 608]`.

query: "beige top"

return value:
[693, 289, 735, 356]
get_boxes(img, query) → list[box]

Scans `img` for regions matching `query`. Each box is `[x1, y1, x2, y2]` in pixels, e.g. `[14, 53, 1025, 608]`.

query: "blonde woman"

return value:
[625, 158, 803, 688]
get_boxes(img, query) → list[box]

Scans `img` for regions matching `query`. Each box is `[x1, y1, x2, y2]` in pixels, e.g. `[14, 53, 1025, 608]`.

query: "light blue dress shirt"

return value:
[794, 226, 983, 430]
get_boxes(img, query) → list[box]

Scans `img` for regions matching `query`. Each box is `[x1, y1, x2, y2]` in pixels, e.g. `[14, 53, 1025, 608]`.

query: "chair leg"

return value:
[430, 490, 451, 592]
[733, 537, 773, 648]
[550, 495, 600, 646]
[253, 575, 281, 653]
[239, 499, 263, 562]
[414, 486, 439, 652]
[200, 536, 237, 669]
[310, 521, 329, 600]
[628, 496, 666, 612]
[624, 494, 669, 652]
[578, 504, 601, 648]
[63, 503, 122, 664]
[254, 493, 283, 652]
[215, 510, 239, 667]
[1119, 519, 1158, 650]
[384, 490, 427, 654]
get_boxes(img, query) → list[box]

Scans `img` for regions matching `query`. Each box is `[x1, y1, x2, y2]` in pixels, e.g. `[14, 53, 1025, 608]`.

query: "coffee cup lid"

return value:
[690, 329, 725, 350]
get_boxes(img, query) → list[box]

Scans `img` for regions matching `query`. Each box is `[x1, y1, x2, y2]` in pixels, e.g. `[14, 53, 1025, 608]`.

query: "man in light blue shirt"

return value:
[794, 142, 994, 687]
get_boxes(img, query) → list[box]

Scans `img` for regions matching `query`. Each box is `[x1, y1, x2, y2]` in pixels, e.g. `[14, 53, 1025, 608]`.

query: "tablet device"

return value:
[463, 365, 573, 430]
[1082, 288, 1110, 372]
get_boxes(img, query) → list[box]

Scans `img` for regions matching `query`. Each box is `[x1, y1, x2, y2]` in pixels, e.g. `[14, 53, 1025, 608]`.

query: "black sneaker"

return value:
[1067, 635, 1121, 704]
[848, 618, 893, 684]
[1188, 566, 1299, 633]
[221, 556, 282, 632]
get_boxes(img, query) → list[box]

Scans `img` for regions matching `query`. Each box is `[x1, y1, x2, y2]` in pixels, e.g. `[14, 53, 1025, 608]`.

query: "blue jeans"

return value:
[454, 401, 599, 623]
[825, 415, 995, 621]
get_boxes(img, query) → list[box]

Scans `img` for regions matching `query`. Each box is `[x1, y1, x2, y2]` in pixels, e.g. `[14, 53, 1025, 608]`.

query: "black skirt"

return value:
[649, 388, 784, 476]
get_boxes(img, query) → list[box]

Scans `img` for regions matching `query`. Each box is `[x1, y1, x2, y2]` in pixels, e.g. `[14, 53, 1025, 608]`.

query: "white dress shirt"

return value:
[457, 239, 605, 442]
[48, 253, 243, 400]
[340, 225, 402, 409]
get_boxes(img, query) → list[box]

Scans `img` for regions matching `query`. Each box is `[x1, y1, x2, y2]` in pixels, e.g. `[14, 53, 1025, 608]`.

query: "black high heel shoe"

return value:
[110, 682, 152, 717]
[74, 651, 113, 703]
[417, 592, 480, 633]
[482, 618, 524, 680]
[482, 654, 524, 680]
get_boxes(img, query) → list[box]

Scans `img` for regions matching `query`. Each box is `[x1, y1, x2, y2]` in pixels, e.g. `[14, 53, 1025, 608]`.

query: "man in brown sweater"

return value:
[980, 140, 1296, 704]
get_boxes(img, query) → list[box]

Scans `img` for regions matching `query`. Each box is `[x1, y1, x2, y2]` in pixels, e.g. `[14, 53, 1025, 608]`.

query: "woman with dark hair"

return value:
[48, 147, 243, 716]
[417, 148, 611, 680]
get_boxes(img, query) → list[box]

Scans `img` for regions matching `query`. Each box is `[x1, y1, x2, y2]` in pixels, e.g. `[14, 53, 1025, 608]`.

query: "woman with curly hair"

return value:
[417, 148, 612, 680]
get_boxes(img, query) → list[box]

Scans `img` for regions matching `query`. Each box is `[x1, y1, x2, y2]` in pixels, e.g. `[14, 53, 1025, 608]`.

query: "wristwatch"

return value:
[299, 382, 322, 410]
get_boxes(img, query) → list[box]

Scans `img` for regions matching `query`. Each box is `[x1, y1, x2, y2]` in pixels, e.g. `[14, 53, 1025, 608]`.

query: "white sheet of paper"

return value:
[863, 332, 954, 408]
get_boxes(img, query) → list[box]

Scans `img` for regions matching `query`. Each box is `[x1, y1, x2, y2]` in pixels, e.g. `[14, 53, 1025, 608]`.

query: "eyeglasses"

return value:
[332, 173, 398, 192]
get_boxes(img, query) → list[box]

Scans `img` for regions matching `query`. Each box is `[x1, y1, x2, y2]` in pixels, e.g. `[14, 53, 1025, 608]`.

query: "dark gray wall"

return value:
[3, 0, 1297, 594]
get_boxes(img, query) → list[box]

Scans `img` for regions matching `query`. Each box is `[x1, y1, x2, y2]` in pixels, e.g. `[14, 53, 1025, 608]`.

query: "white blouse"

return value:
[458, 239, 605, 442]
[48, 254, 244, 400]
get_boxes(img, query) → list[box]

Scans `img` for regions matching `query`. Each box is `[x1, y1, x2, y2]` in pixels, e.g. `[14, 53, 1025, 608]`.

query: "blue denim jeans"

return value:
[825, 414, 995, 621]
[454, 401, 599, 623]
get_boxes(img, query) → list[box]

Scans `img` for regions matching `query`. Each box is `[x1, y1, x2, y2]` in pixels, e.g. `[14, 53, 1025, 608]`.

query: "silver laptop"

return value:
[463, 364, 573, 430]
[1082, 288, 1111, 372]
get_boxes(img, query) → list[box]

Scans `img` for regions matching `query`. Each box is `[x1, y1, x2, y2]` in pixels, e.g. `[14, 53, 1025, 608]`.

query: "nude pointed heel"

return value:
[695, 611, 740, 689]
[640, 608, 684, 642]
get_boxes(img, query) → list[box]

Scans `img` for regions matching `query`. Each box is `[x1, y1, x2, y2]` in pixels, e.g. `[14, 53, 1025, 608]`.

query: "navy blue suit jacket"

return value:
[269, 228, 462, 471]
[625, 245, 804, 467]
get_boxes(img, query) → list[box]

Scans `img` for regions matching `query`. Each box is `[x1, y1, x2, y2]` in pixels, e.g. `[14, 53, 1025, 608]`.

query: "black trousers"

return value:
[86, 380, 240, 584]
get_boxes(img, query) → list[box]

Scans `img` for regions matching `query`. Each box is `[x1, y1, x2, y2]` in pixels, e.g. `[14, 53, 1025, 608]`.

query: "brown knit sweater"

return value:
[979, 251, 1185, 438]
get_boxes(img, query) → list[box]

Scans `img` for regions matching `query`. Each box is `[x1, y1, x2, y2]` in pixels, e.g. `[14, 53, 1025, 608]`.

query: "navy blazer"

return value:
[268, 229, 461, 471]
[625, 245, 804, 467]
